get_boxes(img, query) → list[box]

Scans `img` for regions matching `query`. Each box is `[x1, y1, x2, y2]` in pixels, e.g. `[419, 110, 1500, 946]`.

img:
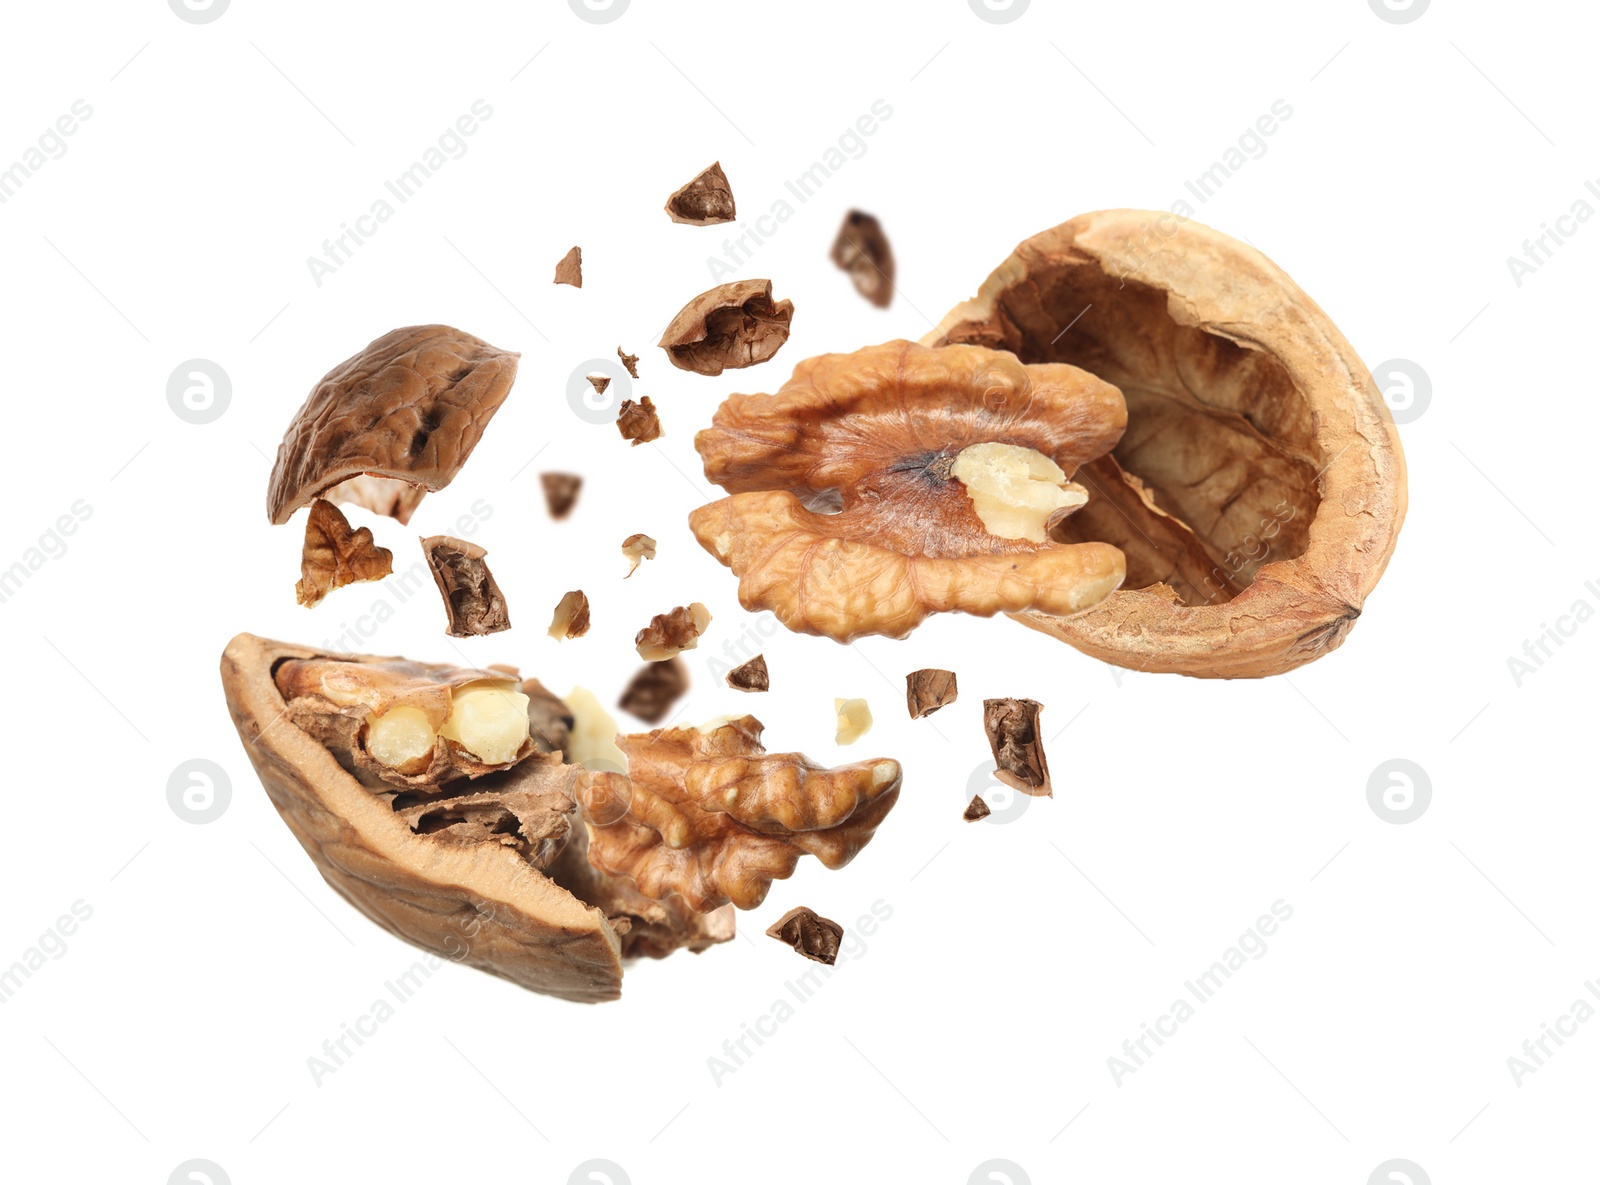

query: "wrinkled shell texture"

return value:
[267, 325, 518, 525]
[221, 635, 624, 1003]
[690, 340, 1128, 641]
[577, 716, 900, 913]
[660, 279, 794, 376]
[925, 210, 1406, 676]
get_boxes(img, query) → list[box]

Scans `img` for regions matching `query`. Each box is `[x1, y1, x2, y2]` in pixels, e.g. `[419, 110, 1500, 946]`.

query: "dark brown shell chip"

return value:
[659, 279, 793, 376]
[267, 325, 519, 526]
[906, 669, 958, 719]
[963, 795, 991, 822]
[617, 346, 640, 379]
[664, 161, 737, 225]
[765, 906, 843, 965]
[617, 658, 690, 726]
[421, 535, 511, 637]
[984, 698, 1051, 798]
[726, 654, 770, 693]
[831, 210, 895, 308]
[540, 472, 582, 520]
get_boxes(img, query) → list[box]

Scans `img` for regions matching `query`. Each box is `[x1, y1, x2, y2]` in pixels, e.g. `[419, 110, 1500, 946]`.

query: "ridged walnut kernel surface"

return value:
[689, 340, 1128, 641]
[923, 210, 1406, 677]
[267, 326, 519, 526]
[577, 716, 901, 913]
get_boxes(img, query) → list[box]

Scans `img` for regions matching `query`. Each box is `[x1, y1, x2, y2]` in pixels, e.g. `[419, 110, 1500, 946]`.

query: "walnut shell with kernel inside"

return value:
[923, 210, 1406, 676]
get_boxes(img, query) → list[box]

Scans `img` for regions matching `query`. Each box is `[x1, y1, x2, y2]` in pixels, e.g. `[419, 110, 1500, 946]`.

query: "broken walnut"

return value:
[267, 325, 519, 526]
[830, 210, 895, 308]
[586, 373, 612, 398]
[636, 602, 711, 661]
[726, 654, 769, 693]
[422, 535, 511, 637]
[221, 634, 730, 1003]
[616, 396, 662, 446]
[549, 590, 591, 641]
[766, 907, 843, 965]
[575, 715, 900, 911]
[963, 795, 992, 822]
[622, 533, 657, 578]
[617, 657, 689, 726]
[540, 472, 582, 520]
[906, 669, 958, 719]
[689, 339, 1127, 641]
[924, 209, 1407, 676]
[554, 245, 583, 287]
[617, 346, 640, 379]
[664, 161, 736, 225]
[660, 279, 793, 376]
[295, 498, 393, 607]
[984, 698, 1051, 798]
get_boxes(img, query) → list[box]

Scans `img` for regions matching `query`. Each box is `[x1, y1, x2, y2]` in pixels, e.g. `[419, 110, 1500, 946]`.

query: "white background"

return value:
[1, 1, 1594, 1182]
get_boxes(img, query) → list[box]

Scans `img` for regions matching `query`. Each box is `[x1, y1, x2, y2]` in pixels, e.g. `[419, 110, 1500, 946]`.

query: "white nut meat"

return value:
[951, 442, 1089, 543]
[834, 698, 873, 745]
[437, 681, 531, 765]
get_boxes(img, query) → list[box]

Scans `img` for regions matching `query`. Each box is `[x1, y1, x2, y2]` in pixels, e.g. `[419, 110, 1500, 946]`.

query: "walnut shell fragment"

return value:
[220, 634, 627, 1002]
[766, 906, 843, 965]
[689, 340, 1127, 641]
[549, 590, 591, 641]
[831, 210, 895, 308]
[267, 325, 519, 527]
[906, 669, 957, 719]
[616, 396, 662, 446]
[541, 472, 582, 520]
[586, 373, 612, 397]
[665, 161, 736, 225]
[554, 245, 583, 287]
[660, 279, 793, 376]
[576, 715, 901, 912]
[295, 499, 393, 607]
[963, 795, 991, 822]
[617, 657, 689, 725]
[984, 697, 1050, 798]
[617, 347, 640, 379]
[636, 602, 711, 661]
[726, 654, 769, 693]
[924, 210, 1407, 677]
[422, 535, 510, 637]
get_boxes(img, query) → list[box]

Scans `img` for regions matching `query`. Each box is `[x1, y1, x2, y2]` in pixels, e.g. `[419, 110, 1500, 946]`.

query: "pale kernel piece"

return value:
[622, 534, 657, 578]
[438, 682, 531, 766]
[366, 704, 437, 773]
[834, 698, 872, 745]
[563, 686, 627, 775]
[549, 590, 592, 640]
[951, 442, 1089, 543]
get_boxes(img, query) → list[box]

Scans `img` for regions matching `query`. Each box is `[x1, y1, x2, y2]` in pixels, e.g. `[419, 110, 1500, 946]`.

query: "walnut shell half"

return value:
[924, 210, 1406, 677]
[267, 326, 519, 526]
[221, 634, 625, 1002]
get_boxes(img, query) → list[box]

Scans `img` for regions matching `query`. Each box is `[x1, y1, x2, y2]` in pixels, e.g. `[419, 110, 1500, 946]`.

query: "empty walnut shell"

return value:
[923, 210, 1406, 676]
[267, 326, 519, 526]
[221, 633, 626, 1002]
[689, 341, 1127, 640]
